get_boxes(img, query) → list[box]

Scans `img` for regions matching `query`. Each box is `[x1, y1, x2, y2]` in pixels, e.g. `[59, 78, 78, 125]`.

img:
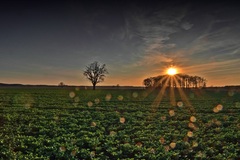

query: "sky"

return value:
[0, 0, 240, 86]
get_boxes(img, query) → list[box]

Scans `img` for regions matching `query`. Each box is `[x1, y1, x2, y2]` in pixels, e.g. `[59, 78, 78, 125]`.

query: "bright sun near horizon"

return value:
[167, 67, 177, 75]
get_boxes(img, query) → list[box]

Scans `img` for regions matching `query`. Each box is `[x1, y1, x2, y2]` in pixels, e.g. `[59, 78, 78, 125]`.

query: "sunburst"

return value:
[167, 67, 177, 76]
[144, 65, 192, 111]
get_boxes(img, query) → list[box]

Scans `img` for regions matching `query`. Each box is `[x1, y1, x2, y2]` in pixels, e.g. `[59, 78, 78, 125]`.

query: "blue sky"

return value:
[0, 1, 240, 86]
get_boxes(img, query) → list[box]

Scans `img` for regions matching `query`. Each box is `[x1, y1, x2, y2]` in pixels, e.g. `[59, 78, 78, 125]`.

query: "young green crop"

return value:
[0, 87, 239, 159]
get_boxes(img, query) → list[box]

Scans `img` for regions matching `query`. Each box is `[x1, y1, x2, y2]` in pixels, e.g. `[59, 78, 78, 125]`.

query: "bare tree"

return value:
[83, 61, 108, 90]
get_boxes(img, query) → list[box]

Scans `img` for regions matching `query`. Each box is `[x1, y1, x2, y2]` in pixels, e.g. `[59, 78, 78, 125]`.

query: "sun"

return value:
[167, 67, 177, 76]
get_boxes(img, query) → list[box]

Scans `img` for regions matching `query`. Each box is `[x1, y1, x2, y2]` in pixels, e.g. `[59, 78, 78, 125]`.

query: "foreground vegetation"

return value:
[0, 87, 239, 159]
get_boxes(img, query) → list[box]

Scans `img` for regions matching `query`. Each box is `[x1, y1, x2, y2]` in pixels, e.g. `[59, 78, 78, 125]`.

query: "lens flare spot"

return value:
[213, 104, 223, 113]
[94, 98, 100, 104]
[91, 122, 96, 127]
[169, 110, 175, 116]
[69, 92, 75, 98]
[71, 139, 77, 144]
[188, 122, 195, 129]
[105, 94, 112, 101]
[213, 107, 219, 113]
[87, 101, 93, 107]
[187, 131, 193, 137]
[59, 146, 66, 152]
[24, 103, 32, 109]
[120, 117, 125, 123]
[223, 115, 228, 121]
[235, 102, 240, 108]
[195, 151, 206, 158]
[136, 142, 143, 147]
[71, 150, 77, 156]
[215, 127, 221, 133]
[237, 123, 240, 129]
[149, 148, 155, 154]
[13, 94, 34, 108]
[183, 136, 188, 142]
[193, 126, 199, 131]
[53, 116, 59, 121]
[215, 120, 222, 126]
[118, 95, 124, 101]
[177, 101, 183, 107]
[190, 116, 197, 122]
[159, 137, 165, 144]
[74, 97, 80, 102]
[170, 142, 176, 149]
[216, 104, 223, 111]
[109, 131, 117, 136]
[90, 151, 96, 158]
[192, 141, 198, 147]
[164, 145, 170, 152]
[161, 116, 166, 121]
[132, 92, 138, 98]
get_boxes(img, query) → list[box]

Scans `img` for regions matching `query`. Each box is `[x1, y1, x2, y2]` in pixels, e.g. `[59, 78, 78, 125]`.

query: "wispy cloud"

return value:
[186, 16, 240, 59]
[124, 5, 189, 54]
[181, 22, 194, 30]
[134, 53, 173, 66]
[183, 59, 240, 75]
[120, 5, 193, 69]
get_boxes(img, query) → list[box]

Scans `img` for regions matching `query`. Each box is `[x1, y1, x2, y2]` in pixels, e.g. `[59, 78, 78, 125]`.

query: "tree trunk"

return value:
[93, 84, 96, 90]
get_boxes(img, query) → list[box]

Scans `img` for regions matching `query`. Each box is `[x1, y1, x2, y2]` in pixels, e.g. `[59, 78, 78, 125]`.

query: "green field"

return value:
[0, 87, 239, 159]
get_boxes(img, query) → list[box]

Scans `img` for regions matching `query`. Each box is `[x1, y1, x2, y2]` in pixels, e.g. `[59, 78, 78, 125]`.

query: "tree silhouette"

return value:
[83, 61, 108, 90]
[58, 82, 66, 87]
[143, 78, 153, 88]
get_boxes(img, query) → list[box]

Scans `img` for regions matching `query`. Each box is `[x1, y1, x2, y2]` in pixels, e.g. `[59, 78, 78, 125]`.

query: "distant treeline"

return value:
[143, 74, 207, 88]
[0, 83, 144, 89]
[0, 83, 240, 90]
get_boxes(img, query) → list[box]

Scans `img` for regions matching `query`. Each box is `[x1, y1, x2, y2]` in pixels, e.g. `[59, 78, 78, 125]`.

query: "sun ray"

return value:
[152, 76, 170, 109]
[173, 75, 195, 113]
[144, 66, 197, 122]
[145, 75, 170, 122]
[170, 76, 176, 106]
[142, 75, 168, 100]
[144, 75, 171, 122]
